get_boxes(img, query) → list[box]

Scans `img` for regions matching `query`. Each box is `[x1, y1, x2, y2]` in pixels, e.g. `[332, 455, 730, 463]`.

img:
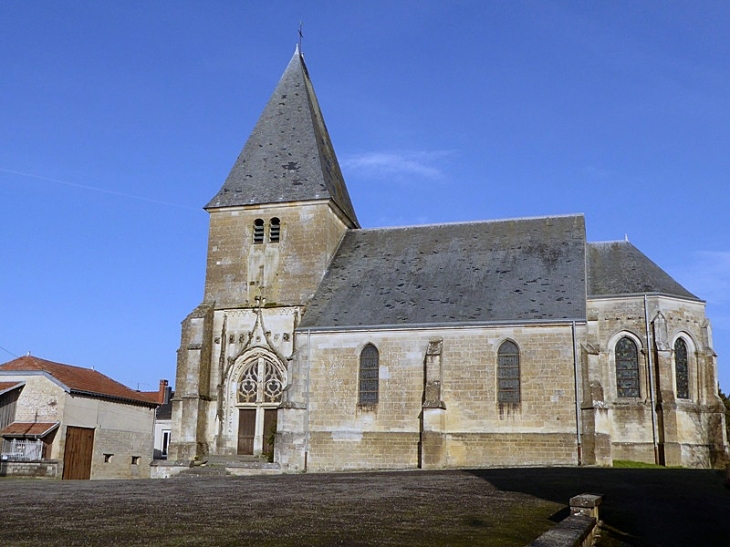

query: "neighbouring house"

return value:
[167, 47, 728, 473]
[152, 380, 173, 459]
[0, 355, 159, 479]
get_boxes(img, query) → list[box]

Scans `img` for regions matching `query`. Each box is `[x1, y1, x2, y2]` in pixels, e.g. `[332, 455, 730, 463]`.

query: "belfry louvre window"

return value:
[269, 217, 281, 243]
[497, 341, 520, 403]
[615, 337, 640, 398]
[253, 219, 265, 244]
[675, 338, 689, 399]
[359, 344, 379, 404]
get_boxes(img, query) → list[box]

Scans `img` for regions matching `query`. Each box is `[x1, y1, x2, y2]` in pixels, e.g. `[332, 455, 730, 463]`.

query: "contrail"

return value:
[0, 167, 201, 211]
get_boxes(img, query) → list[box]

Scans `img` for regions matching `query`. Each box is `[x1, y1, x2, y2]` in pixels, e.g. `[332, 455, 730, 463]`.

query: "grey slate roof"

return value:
[299, 215, 587, 330]
[206, 48, 359, 227]
[587, 241, 698, 300]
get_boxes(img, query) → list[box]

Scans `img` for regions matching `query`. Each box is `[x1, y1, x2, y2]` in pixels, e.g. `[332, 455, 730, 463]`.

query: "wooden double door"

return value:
[237, 408, 276, 456]
[62, 426, 95, 480]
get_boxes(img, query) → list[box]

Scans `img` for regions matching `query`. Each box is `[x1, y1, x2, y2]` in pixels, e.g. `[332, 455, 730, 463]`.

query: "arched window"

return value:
[497, 341, 520, 403]
[269, 217, 280, 243]
[253, 219, 264, 244]
[615, 337, 640, 398]
[675, 338, 689, 399]
[359, 344, 379, 404]
[237, 355, 286, 404]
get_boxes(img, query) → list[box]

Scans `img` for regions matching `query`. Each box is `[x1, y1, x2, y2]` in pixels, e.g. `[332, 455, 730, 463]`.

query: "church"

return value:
[167, 47, 728, 473]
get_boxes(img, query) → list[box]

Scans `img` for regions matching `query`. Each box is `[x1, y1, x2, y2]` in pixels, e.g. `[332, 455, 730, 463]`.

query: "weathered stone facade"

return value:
[277, 324, 583, 471]
[170, 200, 351, 462]
[581, 294, 727, 468]
[168, 48, 728, 472]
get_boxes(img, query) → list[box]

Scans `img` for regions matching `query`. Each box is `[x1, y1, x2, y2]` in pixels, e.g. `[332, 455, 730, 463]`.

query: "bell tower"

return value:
[169, 46, 359, 462]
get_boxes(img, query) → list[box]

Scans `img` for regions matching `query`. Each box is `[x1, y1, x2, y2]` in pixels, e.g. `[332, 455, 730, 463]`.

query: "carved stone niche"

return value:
[423, 339, 445, 409]
[653, 311, 669, 351]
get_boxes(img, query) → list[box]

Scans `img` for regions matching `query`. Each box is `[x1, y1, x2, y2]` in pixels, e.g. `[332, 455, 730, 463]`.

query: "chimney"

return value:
[158, 379, 169, 404]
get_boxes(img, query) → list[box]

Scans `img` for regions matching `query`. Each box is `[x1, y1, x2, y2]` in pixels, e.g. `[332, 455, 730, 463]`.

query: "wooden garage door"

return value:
[62, 426, 95, 480]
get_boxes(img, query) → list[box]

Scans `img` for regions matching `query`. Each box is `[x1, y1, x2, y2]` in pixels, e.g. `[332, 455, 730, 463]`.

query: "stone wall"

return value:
[203, 201, 349, 308]
[280, 323, 583, 471]
[0, 460, 58, 478]
[308, 431, 419, 472]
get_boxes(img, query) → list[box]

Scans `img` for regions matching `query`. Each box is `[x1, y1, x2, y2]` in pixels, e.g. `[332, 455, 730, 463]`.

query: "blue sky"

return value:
[1, 1, 729, 393]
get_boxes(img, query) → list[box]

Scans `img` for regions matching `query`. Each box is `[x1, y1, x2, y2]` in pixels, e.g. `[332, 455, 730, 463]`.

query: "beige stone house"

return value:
[167, 48, 728, 473]
[0, 356, 158, 479]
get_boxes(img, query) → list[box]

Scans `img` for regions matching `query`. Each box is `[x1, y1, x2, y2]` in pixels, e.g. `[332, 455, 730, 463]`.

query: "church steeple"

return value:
[206, 48, 359, 228]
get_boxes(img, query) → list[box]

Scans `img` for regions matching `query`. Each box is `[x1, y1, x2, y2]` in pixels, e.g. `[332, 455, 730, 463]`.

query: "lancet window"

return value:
[675, 338, 689, 399]
[359, 344, 379, 405]
[497, 340, 520, 403]
[615, 337, 640, 398]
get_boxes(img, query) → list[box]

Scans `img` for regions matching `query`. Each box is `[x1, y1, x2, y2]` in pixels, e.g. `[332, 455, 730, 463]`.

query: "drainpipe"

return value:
[644, 295, 660, 464]
[572, 321, 582, 465]
[304, 329, 311, 472]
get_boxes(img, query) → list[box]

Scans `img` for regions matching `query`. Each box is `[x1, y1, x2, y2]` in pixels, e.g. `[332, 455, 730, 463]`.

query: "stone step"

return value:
[196, 454, 278, 468]
[205, 454, 267, 463]
[174, 466, 231, 478]
[159, 455, 282, 478]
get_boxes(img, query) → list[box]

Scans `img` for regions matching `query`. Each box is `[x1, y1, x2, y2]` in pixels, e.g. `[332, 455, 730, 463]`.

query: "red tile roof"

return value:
[0, 381, 24, 395]
[0, 421, 59, 438]
[0, 356, 158, 406]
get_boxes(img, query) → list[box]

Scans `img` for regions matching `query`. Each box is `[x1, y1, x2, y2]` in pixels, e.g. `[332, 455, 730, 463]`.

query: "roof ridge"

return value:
[0, 355, 157, 406]
[352, 213, 585, 233]
[589, 240, 632, 245]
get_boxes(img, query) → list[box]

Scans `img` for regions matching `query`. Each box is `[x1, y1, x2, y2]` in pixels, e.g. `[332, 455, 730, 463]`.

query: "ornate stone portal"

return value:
[225, 348, 286, 456]
[213, 299, 292, 457]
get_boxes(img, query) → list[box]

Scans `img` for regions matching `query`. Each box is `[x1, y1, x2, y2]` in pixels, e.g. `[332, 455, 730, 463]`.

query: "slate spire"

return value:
[206, 47, 359, 228]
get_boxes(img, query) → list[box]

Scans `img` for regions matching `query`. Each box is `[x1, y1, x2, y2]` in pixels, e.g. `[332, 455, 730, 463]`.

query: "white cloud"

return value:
[341, 150, 453, 180]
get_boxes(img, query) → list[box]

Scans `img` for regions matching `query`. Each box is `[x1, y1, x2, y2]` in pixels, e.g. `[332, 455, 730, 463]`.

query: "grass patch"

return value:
[612, 460, 666, 469]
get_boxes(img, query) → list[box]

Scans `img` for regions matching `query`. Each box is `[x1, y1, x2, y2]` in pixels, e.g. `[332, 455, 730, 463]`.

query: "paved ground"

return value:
[0, 467, 728, 546]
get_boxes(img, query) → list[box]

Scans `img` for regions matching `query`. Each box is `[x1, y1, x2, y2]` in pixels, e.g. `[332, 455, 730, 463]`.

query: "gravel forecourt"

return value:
[0, 467, 728, 546]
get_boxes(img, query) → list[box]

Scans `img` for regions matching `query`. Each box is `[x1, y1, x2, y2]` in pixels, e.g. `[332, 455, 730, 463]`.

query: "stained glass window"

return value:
[615, 337, 640, 398]
[675, 338, 689, 399]
[498, 341, 520, 403]
[359, 344, 379, 404]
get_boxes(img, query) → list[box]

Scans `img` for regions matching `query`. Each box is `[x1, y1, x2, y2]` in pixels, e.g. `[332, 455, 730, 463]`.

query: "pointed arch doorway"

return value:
[232, 350, 286, 456]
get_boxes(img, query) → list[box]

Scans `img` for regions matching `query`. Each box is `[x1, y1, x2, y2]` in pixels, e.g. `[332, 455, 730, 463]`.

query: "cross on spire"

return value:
[298, 21, 303, 53]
